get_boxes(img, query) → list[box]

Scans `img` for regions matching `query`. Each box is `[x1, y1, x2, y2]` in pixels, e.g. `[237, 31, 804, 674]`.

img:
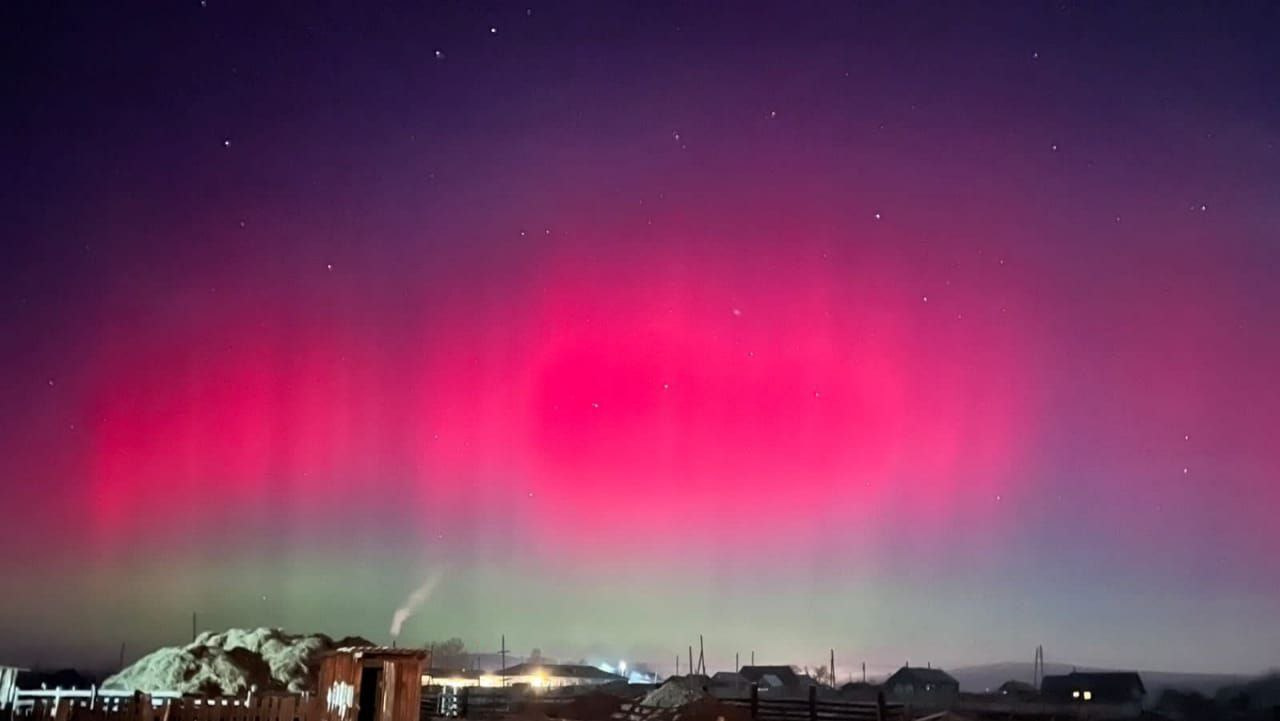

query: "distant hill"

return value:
[1215, 673, 1280, 711]
[947, 661, 1247, 697]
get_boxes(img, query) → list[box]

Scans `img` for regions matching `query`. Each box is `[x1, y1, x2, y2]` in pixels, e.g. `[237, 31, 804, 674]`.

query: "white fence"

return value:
[4, 686, 259, 713]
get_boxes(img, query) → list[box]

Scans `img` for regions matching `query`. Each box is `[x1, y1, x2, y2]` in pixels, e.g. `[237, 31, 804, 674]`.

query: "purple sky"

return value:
[2, 1, 1279, 675]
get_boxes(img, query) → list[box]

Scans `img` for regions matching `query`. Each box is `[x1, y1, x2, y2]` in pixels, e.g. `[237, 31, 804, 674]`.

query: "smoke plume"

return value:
[390, 570, 444, 640]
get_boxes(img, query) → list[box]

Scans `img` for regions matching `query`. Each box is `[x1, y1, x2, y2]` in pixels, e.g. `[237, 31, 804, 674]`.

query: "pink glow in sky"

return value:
[4, 0, 1280, 675]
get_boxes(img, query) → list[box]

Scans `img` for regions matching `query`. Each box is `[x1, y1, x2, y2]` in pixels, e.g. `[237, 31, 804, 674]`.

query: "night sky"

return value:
[3, 1, 1279, 676]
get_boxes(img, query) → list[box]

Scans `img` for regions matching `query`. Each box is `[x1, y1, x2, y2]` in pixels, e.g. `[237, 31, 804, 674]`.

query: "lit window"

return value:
[1072, 691, 1080, 699]
[1083, 691, 1092, 701]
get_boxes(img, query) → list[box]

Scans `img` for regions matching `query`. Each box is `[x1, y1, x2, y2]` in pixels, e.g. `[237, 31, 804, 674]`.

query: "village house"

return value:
[422, 663, 624, 690]
[838, 681, 880, 702]
[736, 666, 816, 697]
[996, 680, 1038, 699]
[882, 666, 959, 708]
[709, 671, 752, 698]
[1040, 672, 1146, 716]
[494, 663, 626, 689]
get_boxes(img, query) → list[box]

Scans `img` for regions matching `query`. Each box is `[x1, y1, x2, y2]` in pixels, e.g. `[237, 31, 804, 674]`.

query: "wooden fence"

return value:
[6, 690, 315, 721]
[418, 688, 575, 719]
[416, 684, 903, 721]
[719, 687, 904, 721]
[8, 684, 904, 721]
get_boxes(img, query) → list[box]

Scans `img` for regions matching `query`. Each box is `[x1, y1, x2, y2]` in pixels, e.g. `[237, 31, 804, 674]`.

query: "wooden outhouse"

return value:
[317, 648, 427, 721]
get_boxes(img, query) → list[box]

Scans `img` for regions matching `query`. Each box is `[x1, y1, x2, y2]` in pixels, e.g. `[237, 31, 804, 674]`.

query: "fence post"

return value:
[875, 691, 885, 721]
[808, 685, 817, 721]
[750, 684, 758, 720]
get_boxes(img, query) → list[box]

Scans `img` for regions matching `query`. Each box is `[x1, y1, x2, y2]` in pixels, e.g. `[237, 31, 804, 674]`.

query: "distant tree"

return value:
[529, 648, 544, 663]
[1156, 689, 1218, 721]
[812, 664, 832, 686]
[426, 638, 468, 667]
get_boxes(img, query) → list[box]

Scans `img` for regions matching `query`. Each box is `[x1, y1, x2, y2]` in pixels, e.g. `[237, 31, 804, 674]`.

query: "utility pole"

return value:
[676, 655, 680, 676]
[862, 662, 866, 683]
[735, 653, 739, 671]
[688, 646, 693, 677]
[501, 635, 508, 687]
[1033, 645, 1044, 689]
[830, 649, 835, 687]
[751, 651, 755, 666]
[118, 642, 127, 670]
[698, 635, 705, 675]
[191, 612, 197, 642]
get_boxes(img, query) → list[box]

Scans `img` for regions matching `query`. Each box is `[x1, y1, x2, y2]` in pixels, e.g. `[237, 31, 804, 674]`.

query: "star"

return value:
[326, 263, 333, 270]
[591, 402, 600, 409]
[434, 49, 445, 60]
[873, 212, 882, 220]
[222, 138, 232, 148]
[731, 307, 742, 316]
[1051, 143, 1059, 152]
[489, 26, 498, 34]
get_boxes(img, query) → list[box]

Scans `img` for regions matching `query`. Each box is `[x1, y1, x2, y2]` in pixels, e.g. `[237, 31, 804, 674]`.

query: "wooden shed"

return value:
[317, 648, 427, 721]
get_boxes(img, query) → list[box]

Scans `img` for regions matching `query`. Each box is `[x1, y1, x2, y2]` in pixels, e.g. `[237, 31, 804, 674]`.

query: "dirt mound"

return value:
[104, 628, 373, 695]
[674, 698, 752, 721]
[558, 691, 624, 720]
[640, 678, 710, 709]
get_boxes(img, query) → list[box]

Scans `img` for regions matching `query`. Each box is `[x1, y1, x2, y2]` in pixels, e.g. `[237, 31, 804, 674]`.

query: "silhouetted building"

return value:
[738, 666, 813, 696]
[1040, 672, 1145, 715]
[496, 663, 625, 689]
[883, 666, 959, 708]
[711, 672, 751, 697]
[838, 681, 879, 702]
[997, 680, 1038, 699]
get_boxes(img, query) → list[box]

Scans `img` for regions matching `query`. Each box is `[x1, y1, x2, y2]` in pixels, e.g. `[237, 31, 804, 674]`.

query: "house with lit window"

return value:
[882, 666, 959, 708]
[423, 663, 624, 690]
[495, 663, 626, 689]
[1040, 672, 1145, 716]
[737, 666, 816, 697]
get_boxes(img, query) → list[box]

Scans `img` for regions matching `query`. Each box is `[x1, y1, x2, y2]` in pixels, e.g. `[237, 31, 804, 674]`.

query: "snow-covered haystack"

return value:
[104, 628, 373, 695]
[639, 678, 710, 709]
